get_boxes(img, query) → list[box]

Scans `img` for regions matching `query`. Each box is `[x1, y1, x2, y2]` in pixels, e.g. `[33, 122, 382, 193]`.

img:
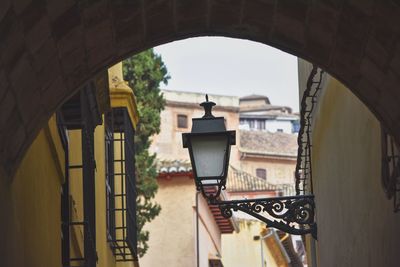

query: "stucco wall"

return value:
[141, 177, 223, 267]
[312, 78, 400, 266]
[140, 177, 196, 266]
[222, 220, 278, 267]
[239, 157, 296, 184]
[0, 117, 64, 267]
[0, 115, 138, 267]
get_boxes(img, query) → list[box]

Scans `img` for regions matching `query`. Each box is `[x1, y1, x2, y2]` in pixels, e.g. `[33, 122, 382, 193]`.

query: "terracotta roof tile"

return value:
[239, 130, 298, 157]
[156, 159, 192, 173]
[227, 166, 295, 195]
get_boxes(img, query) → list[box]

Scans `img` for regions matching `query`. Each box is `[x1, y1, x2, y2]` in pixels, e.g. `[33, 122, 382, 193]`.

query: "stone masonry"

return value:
[1, 0, 400, 178]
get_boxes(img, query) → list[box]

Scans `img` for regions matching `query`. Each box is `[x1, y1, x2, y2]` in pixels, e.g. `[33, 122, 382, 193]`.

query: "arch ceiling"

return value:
[0, 0, 399, 177]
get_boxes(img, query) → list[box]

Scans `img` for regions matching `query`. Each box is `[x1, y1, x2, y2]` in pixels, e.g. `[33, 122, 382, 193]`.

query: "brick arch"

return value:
[1, 0, 399, 177]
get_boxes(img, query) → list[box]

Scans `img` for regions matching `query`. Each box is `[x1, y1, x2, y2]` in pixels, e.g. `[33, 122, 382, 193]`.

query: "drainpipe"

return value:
[310, 237, 317, 267]
[260, 230, 274, 267]
[196, 192, 200, 267]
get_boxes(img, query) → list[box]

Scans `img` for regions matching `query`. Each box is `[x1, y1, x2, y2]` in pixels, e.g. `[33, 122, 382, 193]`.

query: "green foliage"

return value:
[123, 49, 170, 257]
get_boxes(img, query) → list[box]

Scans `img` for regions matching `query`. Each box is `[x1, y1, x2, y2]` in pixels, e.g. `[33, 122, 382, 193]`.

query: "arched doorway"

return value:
[1, 1, 398, 178]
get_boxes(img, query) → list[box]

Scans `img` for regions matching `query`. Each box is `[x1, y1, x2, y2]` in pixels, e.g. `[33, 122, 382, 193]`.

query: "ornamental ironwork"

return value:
[183, 91, 320, 239]
[212, 195, 317, 239]
[381, 127, 400, 212]
[295, 65, 324, 196]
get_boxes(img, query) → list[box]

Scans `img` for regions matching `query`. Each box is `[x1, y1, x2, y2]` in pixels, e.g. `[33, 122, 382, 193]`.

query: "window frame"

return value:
[256, 168, 267, 180]
[105, 107, 138, 261]
[177, 114, 188, 129]
[59, 85, 100, 267]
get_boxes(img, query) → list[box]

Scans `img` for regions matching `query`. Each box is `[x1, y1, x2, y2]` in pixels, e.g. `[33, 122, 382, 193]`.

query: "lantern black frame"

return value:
[183, 129, 235, 200]
[182, 95, 317, 239]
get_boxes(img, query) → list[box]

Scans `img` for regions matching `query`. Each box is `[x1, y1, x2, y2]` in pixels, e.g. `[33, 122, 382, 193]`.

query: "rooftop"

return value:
[239, 104, 293, 114]
[240, 94, 271, 103]
[227, 166, 295, 195]
[239, 130, 298, 158]
[162, 89, 239, 108]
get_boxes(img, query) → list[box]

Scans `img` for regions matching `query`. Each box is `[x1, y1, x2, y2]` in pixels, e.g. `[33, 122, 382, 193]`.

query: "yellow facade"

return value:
[222, 221, 280, 267]
[298, 59, 400, 266]
[0, 63, 140, 267]
[0, 117, 64, 266]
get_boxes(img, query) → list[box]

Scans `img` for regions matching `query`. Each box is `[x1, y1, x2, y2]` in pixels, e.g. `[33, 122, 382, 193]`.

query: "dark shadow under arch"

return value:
[1, 0, 399, 177]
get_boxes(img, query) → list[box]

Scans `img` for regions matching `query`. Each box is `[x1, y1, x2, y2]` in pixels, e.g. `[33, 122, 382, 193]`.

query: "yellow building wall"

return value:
[222, 221, 278, 267]
[68, 122, 136, 267]
[0, 62, 140, 267]
[0, 115, 138, 267]
[311, 77, 400, 266]
[0, 116, 64, 267]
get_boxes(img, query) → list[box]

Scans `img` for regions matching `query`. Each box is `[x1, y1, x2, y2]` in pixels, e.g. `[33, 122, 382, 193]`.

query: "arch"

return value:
[1, 0, 399, 177]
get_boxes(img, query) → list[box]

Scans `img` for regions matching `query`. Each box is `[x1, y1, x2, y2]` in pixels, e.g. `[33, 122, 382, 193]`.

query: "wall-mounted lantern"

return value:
[182, 95, 235, 200]
[182, 95, 317, 239]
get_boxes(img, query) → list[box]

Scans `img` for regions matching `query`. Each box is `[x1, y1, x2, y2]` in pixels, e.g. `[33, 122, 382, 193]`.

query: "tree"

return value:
[123, 49, 170, 257]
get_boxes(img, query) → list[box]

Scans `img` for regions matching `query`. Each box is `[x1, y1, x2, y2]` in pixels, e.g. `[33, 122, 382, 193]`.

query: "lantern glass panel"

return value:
[201, 179, 221, 186]
[191, 134, 228, 178]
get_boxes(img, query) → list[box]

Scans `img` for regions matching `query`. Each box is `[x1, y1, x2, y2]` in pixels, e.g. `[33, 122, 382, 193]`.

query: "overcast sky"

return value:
[154, 37, 299, 112]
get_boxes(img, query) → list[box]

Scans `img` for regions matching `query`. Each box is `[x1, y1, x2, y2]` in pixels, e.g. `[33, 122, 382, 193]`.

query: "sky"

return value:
[154, 37, 300, 112]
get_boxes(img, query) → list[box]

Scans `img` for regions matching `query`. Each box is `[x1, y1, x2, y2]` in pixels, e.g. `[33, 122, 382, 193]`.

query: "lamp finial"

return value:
[200, 94, 216, 118]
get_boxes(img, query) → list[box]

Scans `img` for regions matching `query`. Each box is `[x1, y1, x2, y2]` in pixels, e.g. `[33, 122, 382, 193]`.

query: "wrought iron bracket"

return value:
[210, 195, 317, 239]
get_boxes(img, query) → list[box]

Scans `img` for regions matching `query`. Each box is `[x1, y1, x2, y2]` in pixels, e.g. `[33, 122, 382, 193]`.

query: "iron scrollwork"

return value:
[212, 195, 317, 239]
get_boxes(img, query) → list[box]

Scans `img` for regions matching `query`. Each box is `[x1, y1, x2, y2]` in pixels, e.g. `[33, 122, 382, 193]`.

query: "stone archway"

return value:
[1, 0, 399, 177]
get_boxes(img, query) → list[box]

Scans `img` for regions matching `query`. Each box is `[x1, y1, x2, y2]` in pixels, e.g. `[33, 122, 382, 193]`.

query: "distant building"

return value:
[144, 90, 240, 267]
[239, 94, 300, 134]
[222, 166, 303, 267]
[146, 89, 302, 266]
[140, 158, 237, 267]
[238, 130, 298, 185]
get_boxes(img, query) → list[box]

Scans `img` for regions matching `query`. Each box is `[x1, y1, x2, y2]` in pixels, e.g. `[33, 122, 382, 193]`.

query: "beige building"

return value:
[222, 166, 305, 267]
[145, 90, 302, 266]
[238, 130, 298, 187]
[239, 95, 300, 134]
[150, 89, 240, 165]
[140, 165, 236, 267]
[222, 220, 304, 267]
[143, 90, 240, 267]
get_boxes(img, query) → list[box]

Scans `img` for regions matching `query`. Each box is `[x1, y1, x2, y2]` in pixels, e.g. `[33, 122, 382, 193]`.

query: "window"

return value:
[277, 128, 284, 132]
[105, 107, 138, 261]
[249, 120, 255, 129]
[292, 120, 300, 133]
[59, 85, 101, 267]
[177, 114, 188, 128]
[257, 120, 265, 130]
[256, 168, 267, 180]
